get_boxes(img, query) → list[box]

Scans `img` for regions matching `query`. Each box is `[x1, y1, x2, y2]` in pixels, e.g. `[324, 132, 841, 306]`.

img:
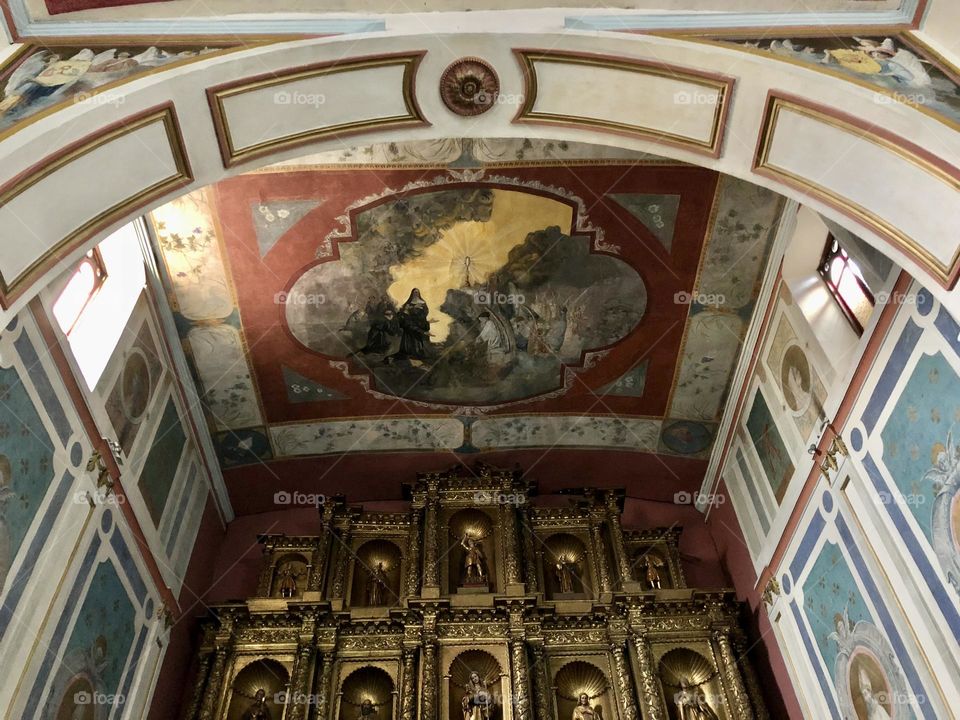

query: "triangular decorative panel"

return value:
[251, 200, 321, 257]
[608, 194, 681, 252]
[282, 365, 348, 403]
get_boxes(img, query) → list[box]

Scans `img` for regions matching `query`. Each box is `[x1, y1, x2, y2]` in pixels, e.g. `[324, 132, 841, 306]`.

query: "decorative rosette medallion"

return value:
[440, 57, 500, 116]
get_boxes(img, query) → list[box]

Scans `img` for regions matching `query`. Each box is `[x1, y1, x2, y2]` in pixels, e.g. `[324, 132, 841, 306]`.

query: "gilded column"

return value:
[313, 650, 335, 720]
[733, 631, 769, 720]
[631, 633, 666, 720]
[307, 538, 330, 593]
[404, 510, 422, 598]
[287, 643, 315, 720]
[501, 503, 522, 587]
[521, 509, 539, 593]
[529, 642, 553, 720]
[256, 557, 277, 596]
[590, 522, 612, 593]
[420, 639, 438, 720]
[399, 647, 418, 720]
[308, 504, 337, 592]
[422, 495, 440, 592]
[610, 642, 639, 720]
[664, 532, 686, 588]
[714, 630, 755, 720]
[605, 495, 634, 584]
[198, 644, 228, 720]
[509, 638, 532, 720]
[330, 526, 353, 601]
[183, 650, 212, 720]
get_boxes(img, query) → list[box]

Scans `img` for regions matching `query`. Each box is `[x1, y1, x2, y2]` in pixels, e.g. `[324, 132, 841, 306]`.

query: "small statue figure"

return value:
[275, 564, 302, 599]
[357, 698, 378, 718]
[642, 553, 665, 590]
[555, 559, 575, 593]
[367, 562, 389, 606]
[462, 671, 493, 720]
[572, 693, 596, 720]
[461, 534, 488, 584]
[674, 678, 720, 720]
[241, 688, 272, 720]
[593, 704, 603, 720]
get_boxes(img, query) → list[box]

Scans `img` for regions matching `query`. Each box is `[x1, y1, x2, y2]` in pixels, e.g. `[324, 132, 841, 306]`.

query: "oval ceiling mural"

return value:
[285, 185, 647, 404]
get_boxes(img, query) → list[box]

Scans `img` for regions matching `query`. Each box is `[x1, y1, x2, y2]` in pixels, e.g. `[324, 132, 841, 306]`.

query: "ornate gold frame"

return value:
[206, 52, 429, 168]
[754, 93, 960, 288]
[513, 49, 733, 157]
[0, 104, 192, 309]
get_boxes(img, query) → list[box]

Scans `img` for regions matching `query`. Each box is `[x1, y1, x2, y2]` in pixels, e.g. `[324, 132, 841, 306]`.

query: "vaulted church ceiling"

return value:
[149, 138, 785, 497]
[37, 0, 904, 17]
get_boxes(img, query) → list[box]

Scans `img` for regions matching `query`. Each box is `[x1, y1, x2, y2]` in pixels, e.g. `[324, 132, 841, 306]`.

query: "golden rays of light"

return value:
[387, 189, 573, 342]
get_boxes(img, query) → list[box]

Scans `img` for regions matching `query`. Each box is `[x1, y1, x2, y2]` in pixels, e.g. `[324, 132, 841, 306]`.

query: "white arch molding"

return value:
[0, 30, 958, 324]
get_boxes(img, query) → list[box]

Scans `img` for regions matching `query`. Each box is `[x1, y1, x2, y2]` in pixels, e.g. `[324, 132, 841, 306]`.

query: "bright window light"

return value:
[818, 235, 875, 335]
[53, 249, 107, 334]
[56, 222, 146, 390]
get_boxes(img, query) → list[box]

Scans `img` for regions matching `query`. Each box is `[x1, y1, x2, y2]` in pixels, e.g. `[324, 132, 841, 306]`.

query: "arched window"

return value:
[52, 221, 147, 390]
[52, 249, 107, 335]
[818, 234, 875, 335]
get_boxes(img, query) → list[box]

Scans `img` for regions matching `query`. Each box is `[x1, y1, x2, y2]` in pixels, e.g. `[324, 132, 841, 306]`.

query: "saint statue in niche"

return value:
[673, 679, 720, 720]
[461, 671, 493, 720]
[641, 553, 665, 589]
[366, 562, 389, 606]
[356, 699, 378, 718]
[241, 688, 272, 720]
[461, 534, 488, 585]
[572, 694, 597, 720]
[275, 564, 302, 599]
[555, 559, 575, 593]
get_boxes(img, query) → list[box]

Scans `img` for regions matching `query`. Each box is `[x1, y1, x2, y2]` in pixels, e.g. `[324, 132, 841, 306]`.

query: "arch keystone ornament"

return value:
[440, 57, 500, 116]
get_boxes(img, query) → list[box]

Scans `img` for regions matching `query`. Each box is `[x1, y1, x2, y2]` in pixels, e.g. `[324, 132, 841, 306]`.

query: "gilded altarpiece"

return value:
[184, 468, 767, 720]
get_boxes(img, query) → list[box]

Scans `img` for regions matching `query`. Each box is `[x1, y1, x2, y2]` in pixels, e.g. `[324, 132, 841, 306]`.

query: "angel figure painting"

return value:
[726, 35, 960, 127]
[285, 187, 646, 404]
[0, 45, 219, 132]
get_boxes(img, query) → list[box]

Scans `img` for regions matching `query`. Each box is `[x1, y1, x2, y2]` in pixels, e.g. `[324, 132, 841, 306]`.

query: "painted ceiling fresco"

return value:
[150, 138, 785, 496]
[0, 43, 223, 136]
[713, 33, 960, 130]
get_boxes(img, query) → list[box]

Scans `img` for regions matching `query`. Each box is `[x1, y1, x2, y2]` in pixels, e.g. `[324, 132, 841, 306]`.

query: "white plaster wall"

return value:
[36, 258, 223, 594]
[918, 0, 960, 68]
